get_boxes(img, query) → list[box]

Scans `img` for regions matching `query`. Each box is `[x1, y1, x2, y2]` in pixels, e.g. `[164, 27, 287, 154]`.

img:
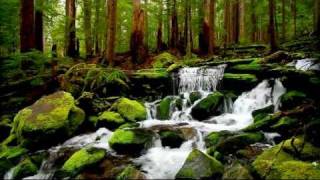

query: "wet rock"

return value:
[96, 111, 125, 130]
[223, 73, 259, 93]
[215, 132, 265, 154]
[159, 130, 185, 148]
[205, 131, 234, 148]
[156, 97, 173, 120]
[271, 116, 298, 132]
[111, 98, 147, 122]
[109, 129, 154, 155]
[0, 146, 27, 177]
[11, 91, 85, 149]
[252, 105, 274, 120]
[222, 162, 253, 180]
[191, 92, 224, 120]
[116, 165, 146, 180]
[174, 98, 183, 111]
[175, 149, 224, 179]
[59, 148, 106, 177]
[282, 137, 320, 160]
[244, 112, 282, 132]
[9, 158, 38, 179]
[189, 92, 202, 104]
[167, 63, 183, 73]
[262, 51, 290, 64]
[305, 121, 320, 147]
[280, 90, 307, 110]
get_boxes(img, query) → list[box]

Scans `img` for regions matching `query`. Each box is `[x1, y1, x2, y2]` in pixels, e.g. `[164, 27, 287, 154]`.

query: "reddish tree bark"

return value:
[20, 0, 36, 52]
[199, 0, 210, 54]
[208, 0, 216, 55]
[170, 0, 178, 49]
[156, 0, 164, 52]
[269, 0, 278, 52]
[106, 0, 117, 66]
[83, 0, 93, 58]
[65, 0, 76, 57]
[250, 0, 257, 42]
[130, 0, 147, 64]
[35, 0, 44, 52]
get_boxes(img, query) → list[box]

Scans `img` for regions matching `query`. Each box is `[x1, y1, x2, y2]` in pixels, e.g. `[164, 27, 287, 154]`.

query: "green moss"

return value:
[223, 73, 258, 83]
[96, 111, 125, 129]
[159, 130, 184, 148]
[283, 137, 320, 160]
[252, 144, 295, 178]
[113, 98, 147, 122]
[280, 90, 307, 110]
[268, 161, 320, 179]
[231, 64, 263, 72]
[0, 146, 27, 177]
[108, 129, 153, 155]
[11, 91, 85, 147]
[223, 163, 253, 180]
[61, 148, 105, 177]
[189, 92, 202, 104]
[133, 69, 169, 79]
[252, 105, 274, 119]
[176, 149, 224, 179]
[191, 92, 224, 120]
[156, 97, 172, 120]
[116, 165, 145, 180]
[245, 112, 281, 132]
[11, 158, 38, 179]
[153, 52, 178, 68]
[167, 63, 183, 73]
[271, 116, 298, 131]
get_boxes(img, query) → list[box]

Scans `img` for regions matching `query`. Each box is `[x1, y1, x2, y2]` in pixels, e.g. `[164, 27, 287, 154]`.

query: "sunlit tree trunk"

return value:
[83, 0, 93, 58]
[94, 0, 101, 55]
[35, 0, 44, 52]
[291, 0, 297, 38]
[239, 0, 245, 42]
[65, 0, 76, 57]
[20, 0, 36, 52]
[106, 0, 117, 66]
[184, 0, 192, 58]
[144, 0, 149, 50]
[281, 0, 286, 41]
[130, 0, 146, 64]
[250, 0, 257, 42]
[269, 0, 278, 52]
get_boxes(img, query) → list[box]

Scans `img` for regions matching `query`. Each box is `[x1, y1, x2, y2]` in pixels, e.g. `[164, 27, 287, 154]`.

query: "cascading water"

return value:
[13, 65, 287, 180]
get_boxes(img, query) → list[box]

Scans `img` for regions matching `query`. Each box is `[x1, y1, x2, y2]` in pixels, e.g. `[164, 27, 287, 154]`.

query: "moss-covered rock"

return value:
[109, 129, 154, 155]
[61, 148, 106, 177]
[245, 112, 282, 132]
[10, 158, 38, 179]
[215, 132, 265, 154]
[175, 149, 224, 179]
[112, 98, 147, 122]
[280, 90, 307, 110]
[167, 63, 183, 73]
[189, 92, 202, 104]
[191, 92, 224, 120]
[305, 121, 320, 147]
[96, 111, 125, 130]
[156, 97, 173, 120]
[271, 116, 298, 132]
[0, 146, 27, 177]
[11, 91, 85, 148]
[205, 131, 233, 148]
[174, 98, 183, 111]
[223, 73, 259, 93]
[252, 105, 274, 120]
[222, 162, 253, 180]
[132, 69, 169, 79]
[152, 52, 178, 68]
[159, 130, 185, 148]
[116, 165, 146, 180]
[282, 137, 320, 160]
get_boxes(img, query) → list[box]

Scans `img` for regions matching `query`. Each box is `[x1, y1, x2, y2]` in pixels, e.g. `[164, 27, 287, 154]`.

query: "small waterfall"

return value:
[288, 58, 320, 71]
[178, 65, 227, 94]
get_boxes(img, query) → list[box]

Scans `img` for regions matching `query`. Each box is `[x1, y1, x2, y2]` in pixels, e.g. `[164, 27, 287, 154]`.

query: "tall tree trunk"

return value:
[144, 0, 149, 50]
[35, 0, 44, 52]
[281, 0, 286, 41]
[65, 0, 76, 57]
[250, 0, 257, 42]
[157, 0, 164, 52]
[224, 0, 232, 45]
[232, 0, 240, 44]
[170, 0, 178, 49]
[314, 0, 320, 36]
[208, 0, 216, 55]
[83, 0, 93, 58]
[239, 0, 245, 42]
[199, 0, 209, 54]
[269, 0, 278, 52]
[130, 0, 146, 64]
[106, 0, 117, 66]
[291, 0, 297, 38]
[20, 0, 36, 52]
[94, 0, 101, 55]
[184, 0, 192, 57]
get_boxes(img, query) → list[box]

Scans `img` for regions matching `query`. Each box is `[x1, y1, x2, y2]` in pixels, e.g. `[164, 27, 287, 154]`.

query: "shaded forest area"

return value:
[1, 0, 320, 179]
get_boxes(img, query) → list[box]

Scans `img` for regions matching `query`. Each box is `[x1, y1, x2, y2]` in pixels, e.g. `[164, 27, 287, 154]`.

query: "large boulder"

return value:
[12, 91, 85, 148]
[111, 98, 147, 122]
[223, 73, 259, 93]
[109, 129, 154, 155]
[9, 158, 38, 179]
[191, 92, 224, 120]
[282, 137, 320, 160]
[116, 165, 146, 180]
[159, 130, 185, 148]
[60, 148, 106, 177]
[152, 52, 178, 68]
[222, 162, 253, 180]
[175, 149, 224, 179]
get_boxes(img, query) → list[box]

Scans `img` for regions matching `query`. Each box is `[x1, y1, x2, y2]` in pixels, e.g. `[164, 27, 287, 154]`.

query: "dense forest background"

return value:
[0, 0, 319, 62]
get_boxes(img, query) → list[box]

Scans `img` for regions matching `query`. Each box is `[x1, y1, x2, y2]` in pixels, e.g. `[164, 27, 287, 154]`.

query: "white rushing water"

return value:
[135, 66, 286, 179]
[14, 65, 286, 180]
[287, 58, 320, 71]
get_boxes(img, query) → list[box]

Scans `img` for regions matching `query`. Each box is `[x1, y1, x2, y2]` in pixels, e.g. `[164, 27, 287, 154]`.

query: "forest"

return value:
[0, 0, 320, 179]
